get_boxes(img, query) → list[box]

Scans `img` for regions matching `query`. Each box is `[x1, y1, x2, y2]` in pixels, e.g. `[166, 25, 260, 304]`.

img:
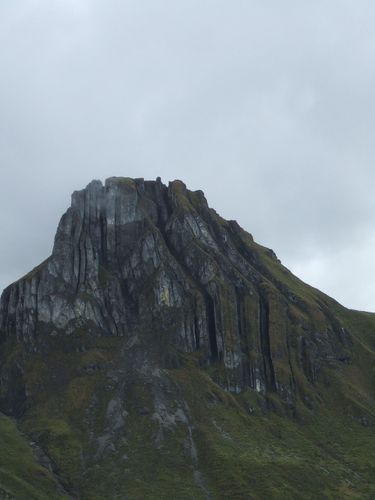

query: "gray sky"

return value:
[1, 1, 375, 311]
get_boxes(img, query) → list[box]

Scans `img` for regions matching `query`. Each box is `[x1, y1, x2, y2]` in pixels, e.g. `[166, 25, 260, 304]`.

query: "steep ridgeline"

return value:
[0, 178, 374, 499]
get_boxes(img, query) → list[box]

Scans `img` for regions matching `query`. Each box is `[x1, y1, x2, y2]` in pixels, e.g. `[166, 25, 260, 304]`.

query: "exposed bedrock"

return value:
[0, 177, 351, 414]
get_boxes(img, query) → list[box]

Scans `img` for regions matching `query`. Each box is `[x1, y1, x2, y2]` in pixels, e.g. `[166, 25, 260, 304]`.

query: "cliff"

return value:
[0, 177, 374, 499]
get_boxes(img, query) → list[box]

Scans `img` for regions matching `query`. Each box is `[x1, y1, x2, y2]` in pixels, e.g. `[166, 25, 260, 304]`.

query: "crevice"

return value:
[75, 213, 86, 294]
[286, 334, 296, 392]
[206, 295, 218, 363]
[194, 313, 200, 350]
[75, 243, 82, 294]
[76, 192, 88, 293]
[235, 288, 251, 386]
[259, 292, 276, 391]
[236, 289, 243, 339]
[100, 213, 108, 265]
[155, 181, 173, 235]
[83, 238, 88, 285]
[285, 308, 297, 394]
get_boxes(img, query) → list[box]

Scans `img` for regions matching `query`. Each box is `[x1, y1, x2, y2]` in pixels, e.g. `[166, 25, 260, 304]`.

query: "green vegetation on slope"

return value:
[167, 359, 375, 500]
[8, 332, 373, 500]
[0, 413, 67, 500]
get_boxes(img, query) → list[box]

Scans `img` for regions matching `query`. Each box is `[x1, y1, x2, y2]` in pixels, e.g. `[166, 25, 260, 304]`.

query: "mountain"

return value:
[0, 177, 374, 499]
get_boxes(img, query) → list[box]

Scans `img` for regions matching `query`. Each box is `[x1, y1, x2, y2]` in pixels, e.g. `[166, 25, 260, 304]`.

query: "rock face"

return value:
[0, 177, 350, 412]
[3, 177, 374, 499]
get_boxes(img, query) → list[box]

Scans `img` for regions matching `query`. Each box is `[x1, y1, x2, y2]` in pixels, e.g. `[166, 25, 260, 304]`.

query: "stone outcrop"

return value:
[1, 177, 374, 499]
[0, 177, 351, 412]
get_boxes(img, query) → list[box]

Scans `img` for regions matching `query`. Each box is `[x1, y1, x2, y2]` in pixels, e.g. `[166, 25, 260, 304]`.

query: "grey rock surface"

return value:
[0, 177, 351, 411]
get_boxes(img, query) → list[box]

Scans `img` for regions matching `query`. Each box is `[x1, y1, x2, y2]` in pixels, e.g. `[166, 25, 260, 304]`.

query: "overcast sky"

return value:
[1, 1, 375, 311]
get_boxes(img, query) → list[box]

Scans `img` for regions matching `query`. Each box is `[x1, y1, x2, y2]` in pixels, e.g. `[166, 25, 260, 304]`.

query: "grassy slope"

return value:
[171, 361, 375, 500]
[12, 332, 374, 499]
[0, 413, 67, 499]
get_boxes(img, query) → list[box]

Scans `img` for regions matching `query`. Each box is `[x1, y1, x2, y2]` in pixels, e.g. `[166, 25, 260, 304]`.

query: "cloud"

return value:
[1, 1, 375, 310]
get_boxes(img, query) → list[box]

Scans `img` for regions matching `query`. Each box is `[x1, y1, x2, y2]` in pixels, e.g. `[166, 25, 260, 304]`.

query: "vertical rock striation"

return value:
[0, 177, 351, 412]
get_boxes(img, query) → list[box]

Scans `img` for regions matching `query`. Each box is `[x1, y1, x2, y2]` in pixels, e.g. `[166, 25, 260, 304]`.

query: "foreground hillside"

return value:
[0, 412, 67, 499]
[0, 177, 374, 499]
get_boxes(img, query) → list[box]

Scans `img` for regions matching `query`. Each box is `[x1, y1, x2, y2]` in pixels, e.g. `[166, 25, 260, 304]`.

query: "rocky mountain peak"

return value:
[0, 177, 350, 413]
[0, 177, 373, 499]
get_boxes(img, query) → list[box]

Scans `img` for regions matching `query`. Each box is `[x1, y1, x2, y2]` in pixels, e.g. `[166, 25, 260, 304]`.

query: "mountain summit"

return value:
[0, 177, 374, 499]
